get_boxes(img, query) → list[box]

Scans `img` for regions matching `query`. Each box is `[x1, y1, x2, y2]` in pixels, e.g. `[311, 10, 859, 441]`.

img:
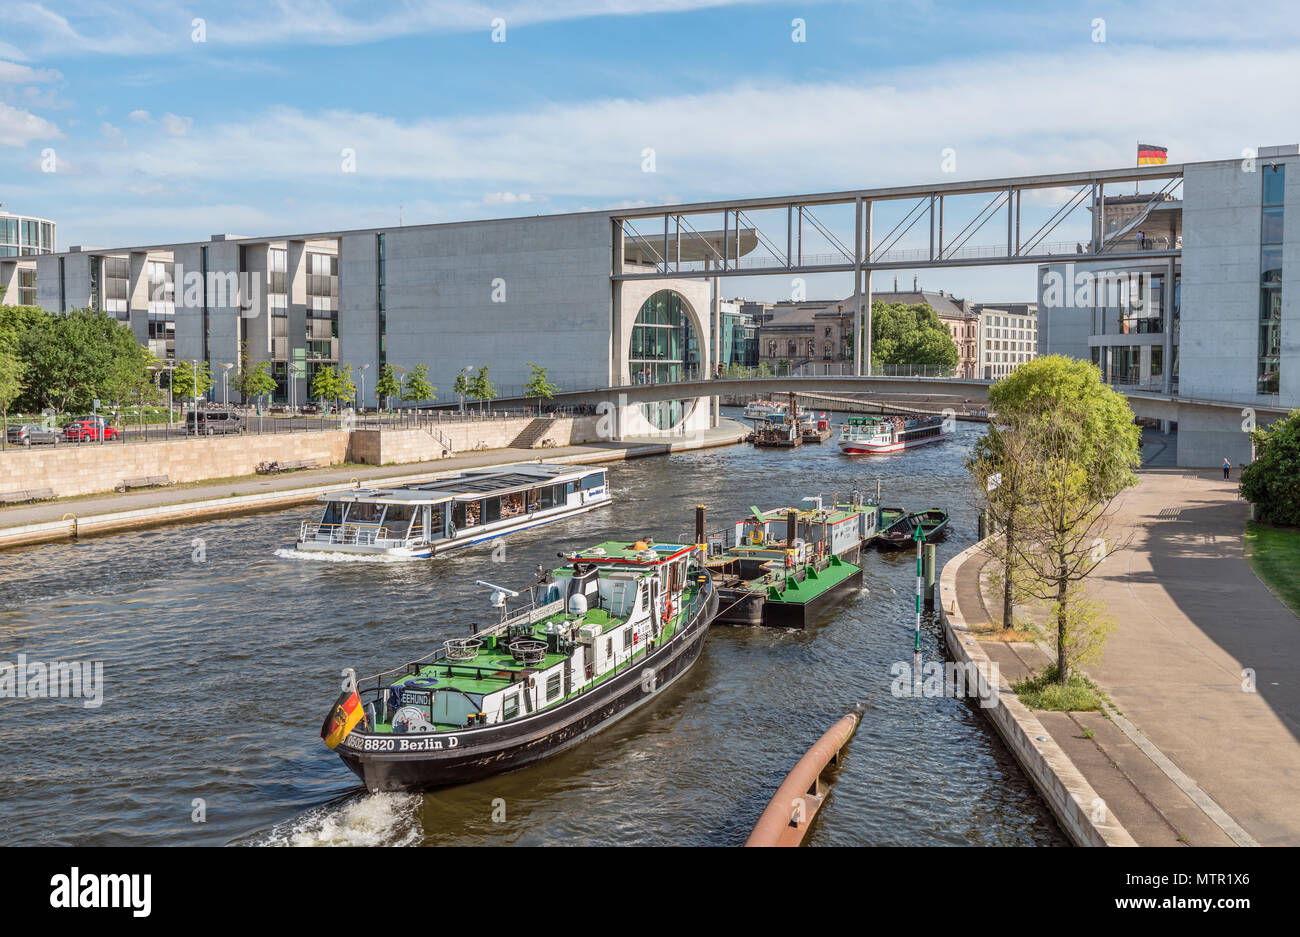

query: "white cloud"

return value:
[127, 109, 152, 123]
[0, 100, 59, 146]
[483, 192, 534, 204]
[160, 112, 192, 136]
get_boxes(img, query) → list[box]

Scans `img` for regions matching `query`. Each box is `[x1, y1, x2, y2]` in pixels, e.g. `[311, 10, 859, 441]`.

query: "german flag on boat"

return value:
[321, 685, 364, 749]
[1137, 143, 1168, 165]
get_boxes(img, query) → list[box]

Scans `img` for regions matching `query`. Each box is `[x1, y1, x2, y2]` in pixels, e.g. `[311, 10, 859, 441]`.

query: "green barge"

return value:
[705, 496, 879, 629]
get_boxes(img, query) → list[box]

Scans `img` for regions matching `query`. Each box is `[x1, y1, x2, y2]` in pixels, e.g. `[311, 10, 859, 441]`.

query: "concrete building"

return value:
[753, 299, 853, 369]
[972, 303, 1039, 380]
[1038, 144, 1299, 463]
[0, 210, 55, 307]
[33, 215, 715, 437]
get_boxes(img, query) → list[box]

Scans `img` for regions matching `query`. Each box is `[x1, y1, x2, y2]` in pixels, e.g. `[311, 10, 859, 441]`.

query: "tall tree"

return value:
[0, 347, 24, 446]
[374, 363, 401, 411]
[309, 365, 340, 409]
[401, 364, 437, 405]
[234, 340, 277, 405]
[968, 410, 1035, 630]
[869, 301, 959, 370]
[469, 365, 497, 415]
[991, 356, 1141, 684]
[524, 362, 559, 415]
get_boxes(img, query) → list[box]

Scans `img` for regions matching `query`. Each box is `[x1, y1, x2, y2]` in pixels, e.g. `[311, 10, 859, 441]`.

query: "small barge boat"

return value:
[296, 463, 610, 559]
[752, 411, 802, 448]
[801, 413, 833, 444]
[875, 509, 950, 549]
[705, 496, 879, 628]
[323, 533, 719, 791]
[838, 414, 952, 455]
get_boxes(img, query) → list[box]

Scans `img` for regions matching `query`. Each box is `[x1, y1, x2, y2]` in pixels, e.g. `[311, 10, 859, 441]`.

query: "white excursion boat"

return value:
[296, 463, 611, 559]
[837, 415, 952, 455]
[742, 399, 808, 422]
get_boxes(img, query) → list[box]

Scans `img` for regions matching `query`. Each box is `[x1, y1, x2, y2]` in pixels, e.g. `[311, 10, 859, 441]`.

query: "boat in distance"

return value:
[875, 509, 951, 549]
[838, 414, 952, 455]
[325, 535, 718, 791]
[296, 462, 611, 559]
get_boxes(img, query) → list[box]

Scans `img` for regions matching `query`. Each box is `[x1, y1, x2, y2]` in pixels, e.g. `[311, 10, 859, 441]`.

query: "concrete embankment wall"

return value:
[1, 432, 353, 500]
[0, 417, 602, 500]
[938, 539, 1137, 847]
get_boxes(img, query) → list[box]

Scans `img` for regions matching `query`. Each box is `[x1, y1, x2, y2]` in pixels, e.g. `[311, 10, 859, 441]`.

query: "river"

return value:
[0, 410, 1064, 846]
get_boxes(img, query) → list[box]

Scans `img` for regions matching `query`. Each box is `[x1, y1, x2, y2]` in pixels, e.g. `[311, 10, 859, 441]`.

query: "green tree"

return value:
[234, 341, 277, 405]
[374, 363, 401, 411]
[16, 309, 120, 413]
[1241, 410, 1300, 526]
[0, 347, 25, 442]
[401, 364, 437, 405]
[989, 356, 1141, 684]
[172, 359, 213, 404]
[968, 411, 1036, 631]
[310, 365, 340, 409]
[524, 362, 559, 415]
[102, 338, 161, 427]
[336, 363, 357, 410]
[469, 365, 496, 415]
[870, 301, 959, 370]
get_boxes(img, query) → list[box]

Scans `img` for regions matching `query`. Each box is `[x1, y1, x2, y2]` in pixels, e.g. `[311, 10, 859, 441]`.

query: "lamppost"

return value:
[458, 365, 474, 416]
[358, 363, 370, 413]
[219, 362, 233, 410]
[390, 364, 405, 418]
[191, 358, 199, 435]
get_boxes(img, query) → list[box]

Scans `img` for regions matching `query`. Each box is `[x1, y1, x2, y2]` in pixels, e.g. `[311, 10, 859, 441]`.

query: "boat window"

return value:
[622, 628, 632, 651]
[344, 501, 384, 525]
[463, 501, 482, 527]
[526, 488, 540, 512]
[321, 502, 343, 526]
[384, 503, 416, 536]
[539, 485, 555, 510]
[606, 637, 613, 662]
[430, 504, 446, 537]
[581, 472, 604, 490]
[451, 502, 466, 530]
[500, 492, 525, 518]
[546, 672, 562, 702]
[564, 481, 577, 499]
[503, 693, 518, 721]
[483, 497, 502, 524]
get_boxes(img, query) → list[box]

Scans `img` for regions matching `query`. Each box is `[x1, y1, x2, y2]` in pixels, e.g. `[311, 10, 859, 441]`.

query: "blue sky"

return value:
[3, 0, 1299, 302]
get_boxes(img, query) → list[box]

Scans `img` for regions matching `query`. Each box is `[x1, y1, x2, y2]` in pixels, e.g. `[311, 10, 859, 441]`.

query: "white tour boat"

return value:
[837, 414, 952, 455]
[296, 463, 611, 559]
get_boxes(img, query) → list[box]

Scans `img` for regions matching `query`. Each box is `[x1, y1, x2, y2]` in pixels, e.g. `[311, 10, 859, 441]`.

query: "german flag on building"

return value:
[321, 685, 364, 749]
[1138, 143, 1168, 165]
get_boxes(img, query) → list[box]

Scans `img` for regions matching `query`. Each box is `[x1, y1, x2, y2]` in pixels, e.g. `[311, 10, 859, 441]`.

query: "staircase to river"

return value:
[508, 417, 554, 449]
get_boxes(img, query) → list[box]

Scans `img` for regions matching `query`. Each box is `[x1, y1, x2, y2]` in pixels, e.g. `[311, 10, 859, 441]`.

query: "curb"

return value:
[938, 537, 1138, 847]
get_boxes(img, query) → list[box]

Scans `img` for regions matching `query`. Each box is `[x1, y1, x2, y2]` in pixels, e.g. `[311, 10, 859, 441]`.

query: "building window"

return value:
[1259, 164, 1284, 395]
[629, 288, 694, 429]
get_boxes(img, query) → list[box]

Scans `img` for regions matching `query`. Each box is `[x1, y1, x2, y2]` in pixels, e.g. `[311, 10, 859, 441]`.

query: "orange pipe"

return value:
[745, 706, 863, 847]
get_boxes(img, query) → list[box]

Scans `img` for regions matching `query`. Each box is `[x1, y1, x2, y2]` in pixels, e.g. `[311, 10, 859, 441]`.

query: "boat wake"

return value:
[272, 548, 414, 563]
[253, 791, 422, 847]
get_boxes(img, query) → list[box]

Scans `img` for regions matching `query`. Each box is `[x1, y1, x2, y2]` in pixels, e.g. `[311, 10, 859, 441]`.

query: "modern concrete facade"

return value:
[1038, 145, 1298, 465]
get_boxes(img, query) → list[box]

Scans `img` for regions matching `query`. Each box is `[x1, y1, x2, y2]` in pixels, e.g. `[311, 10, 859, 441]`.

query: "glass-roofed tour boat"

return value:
[296, 463, 610, 559]
[322, 527, 719, 791]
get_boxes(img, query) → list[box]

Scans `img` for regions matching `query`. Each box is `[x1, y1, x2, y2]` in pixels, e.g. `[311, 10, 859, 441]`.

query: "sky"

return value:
[2, 0, 1299, 303]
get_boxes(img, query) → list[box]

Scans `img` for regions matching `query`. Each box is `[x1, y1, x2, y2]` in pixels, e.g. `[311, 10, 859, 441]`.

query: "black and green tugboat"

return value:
[705, 496, 878, 629]
[323, 534, 718, 792]
[876, 508, 950, 549]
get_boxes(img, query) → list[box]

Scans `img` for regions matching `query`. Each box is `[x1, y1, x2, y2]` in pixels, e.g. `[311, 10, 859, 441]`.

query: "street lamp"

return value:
[459, 365, 474, 415]
[390, 364, 406, 416]
[191, 359, 199, 435]
[358, 363, 370, 413]
[219, 362, 234, 410]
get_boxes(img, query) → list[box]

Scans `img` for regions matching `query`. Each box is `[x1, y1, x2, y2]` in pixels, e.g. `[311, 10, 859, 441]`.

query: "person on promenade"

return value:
[1223, 457, 1232, 480]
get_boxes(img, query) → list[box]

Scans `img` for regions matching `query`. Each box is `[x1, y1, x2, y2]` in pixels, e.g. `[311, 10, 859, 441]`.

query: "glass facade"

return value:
[376, 233, 387, 367]
[629, 289, 696, 429]
[147, 260, 175, 360]
[0, 215, 55, 257]
[1259, 164, 1284, 395]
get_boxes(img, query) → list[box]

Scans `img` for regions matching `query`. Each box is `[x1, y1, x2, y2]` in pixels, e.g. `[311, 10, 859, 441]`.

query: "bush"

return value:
[1241, 410, 1300, 526]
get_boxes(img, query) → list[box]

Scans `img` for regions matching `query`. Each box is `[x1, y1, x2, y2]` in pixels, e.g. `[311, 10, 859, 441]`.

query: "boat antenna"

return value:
[475, 580, 520, 619]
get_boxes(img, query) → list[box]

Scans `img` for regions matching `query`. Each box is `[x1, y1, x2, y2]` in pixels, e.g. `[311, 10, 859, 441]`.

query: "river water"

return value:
[0, 410, 1064, 846]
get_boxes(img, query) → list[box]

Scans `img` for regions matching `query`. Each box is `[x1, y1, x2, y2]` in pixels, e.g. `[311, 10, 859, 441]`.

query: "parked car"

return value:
[6, 423, 61, 446]
[64, 417, 121, 442]
[187, 410, 246, 435]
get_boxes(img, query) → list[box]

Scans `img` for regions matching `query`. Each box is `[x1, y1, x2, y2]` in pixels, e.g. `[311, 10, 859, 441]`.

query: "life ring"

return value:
[662, 599, 673, 624]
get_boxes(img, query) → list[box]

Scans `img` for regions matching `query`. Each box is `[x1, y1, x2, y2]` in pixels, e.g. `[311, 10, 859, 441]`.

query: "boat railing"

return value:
[299, 521, 413, 547]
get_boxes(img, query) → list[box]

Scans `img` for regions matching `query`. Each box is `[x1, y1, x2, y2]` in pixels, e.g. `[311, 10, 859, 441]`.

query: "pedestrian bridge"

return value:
[513, 375, 1286, 426]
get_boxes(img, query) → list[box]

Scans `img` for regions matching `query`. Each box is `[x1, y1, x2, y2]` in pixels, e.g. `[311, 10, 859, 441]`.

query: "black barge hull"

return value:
[336, 584, 719, 792]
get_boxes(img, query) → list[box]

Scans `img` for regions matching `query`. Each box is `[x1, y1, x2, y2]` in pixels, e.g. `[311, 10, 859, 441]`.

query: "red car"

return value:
[64, 417, 120, 442]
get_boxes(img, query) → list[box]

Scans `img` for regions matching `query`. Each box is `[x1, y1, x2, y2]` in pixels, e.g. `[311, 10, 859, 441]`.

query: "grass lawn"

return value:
[1244, 521, 1300, 617]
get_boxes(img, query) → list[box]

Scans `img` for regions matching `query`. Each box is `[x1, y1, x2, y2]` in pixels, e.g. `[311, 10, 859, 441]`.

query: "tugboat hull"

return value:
[336, 587, 718, 791]
[761, 564, 863, 628]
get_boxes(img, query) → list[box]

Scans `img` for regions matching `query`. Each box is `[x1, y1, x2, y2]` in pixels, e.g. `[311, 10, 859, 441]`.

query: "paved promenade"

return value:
[0, 422, 747, 543]
[955, 468, 1299, 846]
